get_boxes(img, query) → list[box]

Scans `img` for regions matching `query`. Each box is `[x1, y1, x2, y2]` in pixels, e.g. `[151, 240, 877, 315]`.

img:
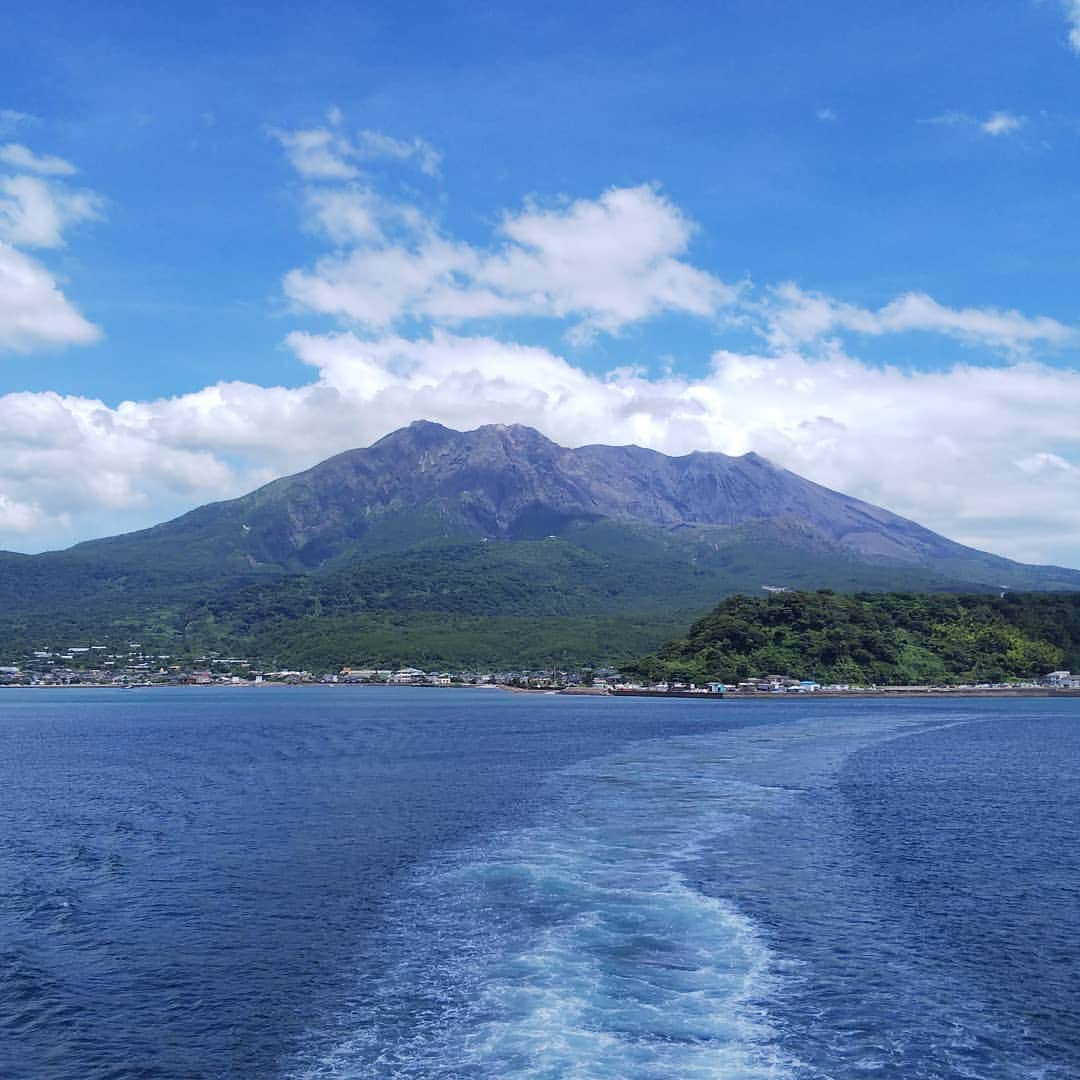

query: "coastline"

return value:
[5, 683, 1078, 699]
[611, 687, 1080, 700]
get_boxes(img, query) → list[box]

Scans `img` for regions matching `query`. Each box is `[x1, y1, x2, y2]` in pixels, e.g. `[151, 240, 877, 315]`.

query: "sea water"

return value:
[1, 689, 1077, 1078]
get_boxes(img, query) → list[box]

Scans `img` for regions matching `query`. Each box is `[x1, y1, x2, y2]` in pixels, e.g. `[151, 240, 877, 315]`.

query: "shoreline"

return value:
[4, 683, 1078, 700]
[611, 687, 1080, 700]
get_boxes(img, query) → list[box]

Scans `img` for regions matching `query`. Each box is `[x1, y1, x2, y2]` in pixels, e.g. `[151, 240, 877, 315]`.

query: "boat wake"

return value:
[289, 734, 807, 1079]
[288, 705, 1052, 1080]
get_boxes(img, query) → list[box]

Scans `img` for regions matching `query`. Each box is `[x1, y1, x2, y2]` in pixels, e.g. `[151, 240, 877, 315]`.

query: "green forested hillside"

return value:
[0, 524, 995, 669]
[5, 534, 1079, 672]
[232, 612, 695, 671]
[625, 591, 1080, 685]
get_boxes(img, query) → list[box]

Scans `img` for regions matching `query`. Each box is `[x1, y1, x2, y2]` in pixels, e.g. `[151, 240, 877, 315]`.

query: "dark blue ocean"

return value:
[1, 689, 1078, 1079]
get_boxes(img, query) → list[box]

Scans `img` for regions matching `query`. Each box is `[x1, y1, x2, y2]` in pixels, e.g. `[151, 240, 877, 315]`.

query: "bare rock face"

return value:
[194, 420, 973, 567]
[27, 419, 1079, 593]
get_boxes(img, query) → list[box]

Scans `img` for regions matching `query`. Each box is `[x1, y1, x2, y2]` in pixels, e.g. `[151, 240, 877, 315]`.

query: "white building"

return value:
[1043, 670, 1080, 689]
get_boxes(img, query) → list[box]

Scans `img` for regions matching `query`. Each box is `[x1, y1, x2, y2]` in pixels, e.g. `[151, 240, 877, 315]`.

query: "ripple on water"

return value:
[291, 743, 806, 1080]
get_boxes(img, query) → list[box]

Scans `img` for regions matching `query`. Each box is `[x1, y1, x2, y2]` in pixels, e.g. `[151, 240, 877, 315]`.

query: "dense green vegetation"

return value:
[3, 527, 1077, 673]
[176, 536, 714, 667]
[625, 591, 1080, 686]
[1, 522, 992, 669]
[240, 612, 694, 670]
[0, 536, 709, 668]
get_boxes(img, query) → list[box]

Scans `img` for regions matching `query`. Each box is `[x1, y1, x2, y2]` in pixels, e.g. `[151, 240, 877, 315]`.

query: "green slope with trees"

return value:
[625, 591, 1080, 686]
[1, 524, 1002, 669]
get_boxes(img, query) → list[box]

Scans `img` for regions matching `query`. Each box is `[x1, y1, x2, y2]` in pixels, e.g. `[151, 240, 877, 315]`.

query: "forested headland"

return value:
[624, 591, 1080, 686]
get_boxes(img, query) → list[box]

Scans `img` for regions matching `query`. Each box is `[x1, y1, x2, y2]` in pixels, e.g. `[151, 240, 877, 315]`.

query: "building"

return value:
[389, 668, 425, 684]
[1043, 670, 1080, 689]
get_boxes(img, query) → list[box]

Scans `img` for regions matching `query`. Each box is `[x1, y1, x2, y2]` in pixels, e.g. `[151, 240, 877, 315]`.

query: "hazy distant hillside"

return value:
[1, 421, 1078, 667]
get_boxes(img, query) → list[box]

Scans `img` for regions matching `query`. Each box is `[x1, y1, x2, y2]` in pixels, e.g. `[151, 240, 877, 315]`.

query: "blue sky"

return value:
[3, 0, 1080, 563]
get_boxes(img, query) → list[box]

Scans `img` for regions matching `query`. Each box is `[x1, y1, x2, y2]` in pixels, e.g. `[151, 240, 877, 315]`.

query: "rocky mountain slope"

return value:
[55, 420, 1080, 581]
[2, 421, 1077, 666]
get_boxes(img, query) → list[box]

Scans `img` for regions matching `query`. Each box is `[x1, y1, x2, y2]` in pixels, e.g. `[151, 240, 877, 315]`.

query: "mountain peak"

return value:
[371, 419, 455, 447]
[225, 423, 1076, 580]
[471, 422, 554, 445]
[33, 420, 1080, 592]
[5, 421, 1079, 670]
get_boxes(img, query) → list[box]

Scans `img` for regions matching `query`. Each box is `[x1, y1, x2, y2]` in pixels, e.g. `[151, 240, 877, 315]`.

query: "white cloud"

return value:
[1015, 451, 1079, 477]
[0, 174, 103, 248]
[355, 129, 442, 176]
[924, 110, 1027, 137]
[270, 126, 359, 180]
[494, 187, 733, 334]
[304, 185, 383, 243]
[285, 184, 738, 339]
[300, 185, 427, 246]
[0, 143, 76, 175]
[981, 111, 1025, 136]
[0, 388, 240, 542]
[816, 108, 837, 122]
[285, 236, 479, 327]
[0, 242, 101, 352]
[0, 492, 53, 534]
[0, 110, 35, 134]
[763, 283, 1073, 355]
[0, 145, 103, 353]
[280, 125, 1072, 357]
[1064, 1, 1080, 53]
[271, 119, 442, 180]
[3, 330, 1080, 566]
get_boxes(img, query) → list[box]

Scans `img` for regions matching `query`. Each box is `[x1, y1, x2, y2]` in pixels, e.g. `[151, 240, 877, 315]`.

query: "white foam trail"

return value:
[290, 728, 827, 1079]
[290, 705, 1034, 1079]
